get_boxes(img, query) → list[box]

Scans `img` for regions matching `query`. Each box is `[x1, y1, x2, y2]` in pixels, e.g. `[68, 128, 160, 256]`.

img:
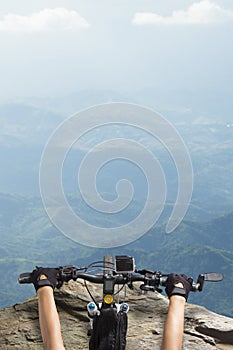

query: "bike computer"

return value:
[115, 256, 135, 274]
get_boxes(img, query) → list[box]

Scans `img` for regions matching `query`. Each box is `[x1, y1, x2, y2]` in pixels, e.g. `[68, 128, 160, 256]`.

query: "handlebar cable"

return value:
[84, 279, 100, 309]
[82, 260, 107, 309]
[115, 283, 127, 303]
[86, 261, 114, 271]
[114, 283, 126, 297]
[82, 260, 127, 305]
[84, 265, 102, 308]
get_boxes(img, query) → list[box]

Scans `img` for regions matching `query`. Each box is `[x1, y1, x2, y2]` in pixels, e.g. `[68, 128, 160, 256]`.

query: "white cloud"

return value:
[132, 1, 233, 26]
[0, 8, 89, 32]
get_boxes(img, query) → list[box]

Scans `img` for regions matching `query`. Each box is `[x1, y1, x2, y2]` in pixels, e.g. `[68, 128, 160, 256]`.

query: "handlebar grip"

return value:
[160, 275, 200, 292]
[159, 276, 168, 286]
[160, 275, 202, 292]
[18, 272, 33, 284]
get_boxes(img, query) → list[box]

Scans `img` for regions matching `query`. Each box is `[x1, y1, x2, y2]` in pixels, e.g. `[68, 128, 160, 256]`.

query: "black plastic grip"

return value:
[18, 272, 33, 284]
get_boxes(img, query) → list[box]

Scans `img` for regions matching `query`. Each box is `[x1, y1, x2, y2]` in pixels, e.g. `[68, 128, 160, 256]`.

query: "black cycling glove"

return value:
[165, 273, 192, 301]
[31, 267, 59, 292]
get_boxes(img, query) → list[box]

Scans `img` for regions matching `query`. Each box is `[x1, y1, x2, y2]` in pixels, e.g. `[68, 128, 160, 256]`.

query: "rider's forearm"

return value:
[160, 295, 186, 350]
[37, 286, 65, 350]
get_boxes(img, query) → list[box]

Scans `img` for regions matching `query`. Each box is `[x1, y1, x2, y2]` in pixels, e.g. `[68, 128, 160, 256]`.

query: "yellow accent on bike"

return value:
[104, 294, 113, 304]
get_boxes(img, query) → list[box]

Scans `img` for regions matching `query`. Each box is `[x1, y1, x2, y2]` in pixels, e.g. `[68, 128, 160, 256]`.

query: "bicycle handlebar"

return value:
[18, 264, 223, 293]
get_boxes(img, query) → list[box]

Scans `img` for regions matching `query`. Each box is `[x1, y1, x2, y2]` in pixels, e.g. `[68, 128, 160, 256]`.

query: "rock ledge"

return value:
[0, 281, 233, 349]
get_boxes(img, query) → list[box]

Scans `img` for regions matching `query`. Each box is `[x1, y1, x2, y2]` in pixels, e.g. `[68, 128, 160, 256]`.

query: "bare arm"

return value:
[37, 279, 65, 350]
[160, 294, 185, 350]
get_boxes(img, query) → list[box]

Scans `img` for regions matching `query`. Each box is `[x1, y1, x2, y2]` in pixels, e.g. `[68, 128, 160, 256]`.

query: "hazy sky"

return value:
[0, 0, 233, 100]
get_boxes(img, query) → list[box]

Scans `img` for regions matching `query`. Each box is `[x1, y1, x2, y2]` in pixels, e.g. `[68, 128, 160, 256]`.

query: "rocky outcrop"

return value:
[0, 281, 233, 349]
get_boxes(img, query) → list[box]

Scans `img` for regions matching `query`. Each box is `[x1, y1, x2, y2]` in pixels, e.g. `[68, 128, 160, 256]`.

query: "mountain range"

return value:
[0, 93, 232, 319]
[0, 193, 232, 317]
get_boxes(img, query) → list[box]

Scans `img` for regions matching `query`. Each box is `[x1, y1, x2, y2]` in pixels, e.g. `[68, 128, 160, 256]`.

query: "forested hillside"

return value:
[0, 193, 232, 317]
[0, 100, 232, 318]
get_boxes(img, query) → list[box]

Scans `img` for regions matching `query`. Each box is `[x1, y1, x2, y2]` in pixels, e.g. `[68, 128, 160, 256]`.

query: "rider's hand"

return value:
[165, 273, 192, 301]
[31, 267, 59, 292]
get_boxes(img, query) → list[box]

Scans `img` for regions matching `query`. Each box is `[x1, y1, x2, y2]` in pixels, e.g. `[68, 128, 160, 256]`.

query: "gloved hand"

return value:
[165, 273, 192, 301]
[31, 267, 59, 292]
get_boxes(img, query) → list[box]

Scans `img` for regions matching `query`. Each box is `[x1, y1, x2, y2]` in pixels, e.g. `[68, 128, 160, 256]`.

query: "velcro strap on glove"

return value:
[170, 287, 187, 300]
[36, 279, 54, 291]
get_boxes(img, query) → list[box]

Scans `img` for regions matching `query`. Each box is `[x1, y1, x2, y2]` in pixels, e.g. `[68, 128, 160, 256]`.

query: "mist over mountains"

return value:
[0, 91, 232, 217]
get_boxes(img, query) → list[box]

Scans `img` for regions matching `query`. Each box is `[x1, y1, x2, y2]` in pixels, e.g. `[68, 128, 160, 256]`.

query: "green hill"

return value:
[0, 193, 232, 317]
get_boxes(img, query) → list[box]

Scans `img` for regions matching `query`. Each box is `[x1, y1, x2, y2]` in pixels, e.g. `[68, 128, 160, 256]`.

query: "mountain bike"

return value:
[18, 255, 223, 350]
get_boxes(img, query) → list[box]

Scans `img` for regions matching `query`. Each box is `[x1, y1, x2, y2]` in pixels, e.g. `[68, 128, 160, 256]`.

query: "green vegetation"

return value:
[0, 193, 232, 317]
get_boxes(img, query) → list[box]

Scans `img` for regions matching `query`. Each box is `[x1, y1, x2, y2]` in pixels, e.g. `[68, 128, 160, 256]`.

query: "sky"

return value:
[0, 0, 233, 102]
